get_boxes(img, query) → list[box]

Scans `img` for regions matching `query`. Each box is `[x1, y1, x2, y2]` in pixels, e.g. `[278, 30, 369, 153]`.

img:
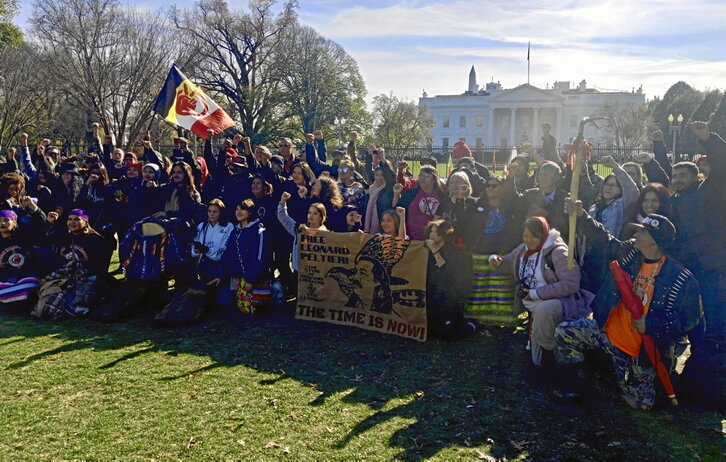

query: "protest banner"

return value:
[295, 229, 428, 341]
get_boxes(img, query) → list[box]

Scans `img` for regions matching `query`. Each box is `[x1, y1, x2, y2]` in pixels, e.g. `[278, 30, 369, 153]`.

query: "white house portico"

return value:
[420, 67, 645, 150]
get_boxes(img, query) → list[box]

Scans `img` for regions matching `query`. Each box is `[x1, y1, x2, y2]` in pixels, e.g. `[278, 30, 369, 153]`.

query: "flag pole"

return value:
[527, 41, 530, 85]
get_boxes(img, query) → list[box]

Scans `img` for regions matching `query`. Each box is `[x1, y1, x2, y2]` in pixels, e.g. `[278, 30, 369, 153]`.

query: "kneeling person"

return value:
[555, 201, 702, 409]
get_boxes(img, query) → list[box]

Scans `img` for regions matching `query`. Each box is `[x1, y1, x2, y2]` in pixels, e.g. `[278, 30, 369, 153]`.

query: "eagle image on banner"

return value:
[295, 230, 428, 341]
[153, 65, 234, 139]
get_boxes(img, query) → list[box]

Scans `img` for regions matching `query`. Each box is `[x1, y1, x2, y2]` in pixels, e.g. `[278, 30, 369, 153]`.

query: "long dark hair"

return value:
[294, 161, 315, 185]
[625, 183, 671, 223]
[315, 175, 343, 209]
[171, 161, 198, 200]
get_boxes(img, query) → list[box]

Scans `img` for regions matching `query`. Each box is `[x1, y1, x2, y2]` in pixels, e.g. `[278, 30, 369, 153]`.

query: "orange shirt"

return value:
[605, 257, 665, 358]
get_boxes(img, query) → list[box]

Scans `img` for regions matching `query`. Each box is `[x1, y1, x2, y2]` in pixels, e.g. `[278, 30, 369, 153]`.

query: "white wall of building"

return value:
[420, 71, 645, 148]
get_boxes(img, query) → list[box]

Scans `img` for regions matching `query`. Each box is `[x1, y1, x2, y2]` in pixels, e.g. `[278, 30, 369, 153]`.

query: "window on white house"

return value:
[443, 116, 450, 128]
[460, 116, 466, 128]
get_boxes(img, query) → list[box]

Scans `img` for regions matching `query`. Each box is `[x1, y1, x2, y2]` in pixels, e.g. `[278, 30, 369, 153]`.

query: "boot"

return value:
[551, 364, 584, 403]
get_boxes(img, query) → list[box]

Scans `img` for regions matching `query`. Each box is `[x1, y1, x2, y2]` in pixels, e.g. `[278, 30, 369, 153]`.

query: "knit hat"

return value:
[127, 163, 143, 176]
[629, 214, 676, 250]
[451, 141, 472, 160]
[270, 155, 285, 167]
[142, 163, 161, 179]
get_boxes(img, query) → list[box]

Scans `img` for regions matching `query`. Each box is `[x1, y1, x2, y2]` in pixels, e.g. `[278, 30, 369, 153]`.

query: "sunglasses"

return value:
[279, 144, 291, 148]
[339, 167, 349, 173]
[485, 183, 501, 189]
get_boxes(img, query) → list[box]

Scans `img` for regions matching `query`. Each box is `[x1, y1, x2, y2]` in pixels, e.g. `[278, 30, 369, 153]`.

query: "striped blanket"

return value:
[465, 254, 515, 324]
[0, 277, 39, 303]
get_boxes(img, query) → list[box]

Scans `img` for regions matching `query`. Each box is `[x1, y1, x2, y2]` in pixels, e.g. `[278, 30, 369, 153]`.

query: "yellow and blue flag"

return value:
[153, 65, 234, 139]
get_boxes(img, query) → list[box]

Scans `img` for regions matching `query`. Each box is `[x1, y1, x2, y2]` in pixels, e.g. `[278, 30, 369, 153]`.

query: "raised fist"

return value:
[313, 130, 323, 140]
[206, 129, 215, 137]
[305, 133, 314, 145]
[601, 155, 618, 169]
[233, 134, 243, 144]
[298, 186, 308, 198]
[47, 211, 59, 224]
[91, 122, 100, 133]
[349, 132, 358, 141]
[20, 196, 38, 210]
[397, 161, 408, 171]
[7, 147, 16, 160]
[86, 174, 99, 185]
[280, 191, 292, 202]
[395, 206, 406, 218]
[41, 138, 51, 147]
[20, 133, 28, 145]
[392, 183, 403, 194]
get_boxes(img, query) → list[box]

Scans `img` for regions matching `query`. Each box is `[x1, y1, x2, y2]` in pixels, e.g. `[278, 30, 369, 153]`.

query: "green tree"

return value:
[280, 23, 367, 139]
[373, 93, 433, 154]
[0, 0, 23, 47]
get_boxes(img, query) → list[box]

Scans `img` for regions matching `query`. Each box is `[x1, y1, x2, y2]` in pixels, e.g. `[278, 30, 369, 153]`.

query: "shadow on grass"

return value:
[0, 305, 723, 460]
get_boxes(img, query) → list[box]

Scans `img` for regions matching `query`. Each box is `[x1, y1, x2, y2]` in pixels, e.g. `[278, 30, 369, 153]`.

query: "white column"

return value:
[487, 108, 495, 147]
[509, 108, 516, 146]
[555, 108, 563, 143]
[532, 107, 539, 145]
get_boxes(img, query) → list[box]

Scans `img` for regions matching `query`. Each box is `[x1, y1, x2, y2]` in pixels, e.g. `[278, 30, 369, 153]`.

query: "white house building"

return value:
[419, 66, 646, 151]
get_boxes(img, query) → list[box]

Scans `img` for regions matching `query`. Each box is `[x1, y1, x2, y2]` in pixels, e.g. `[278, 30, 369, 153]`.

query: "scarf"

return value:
[364, 182, 386, 234]
[522, 216, 550, 260]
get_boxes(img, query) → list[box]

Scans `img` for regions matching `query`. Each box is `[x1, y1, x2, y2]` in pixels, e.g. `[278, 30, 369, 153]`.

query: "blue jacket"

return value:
[578, 212, 702, 345]
[219, 220, 271, 284]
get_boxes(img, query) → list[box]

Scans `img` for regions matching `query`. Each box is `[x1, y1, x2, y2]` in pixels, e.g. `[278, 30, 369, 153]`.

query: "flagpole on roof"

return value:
[527, 41, 530, 85]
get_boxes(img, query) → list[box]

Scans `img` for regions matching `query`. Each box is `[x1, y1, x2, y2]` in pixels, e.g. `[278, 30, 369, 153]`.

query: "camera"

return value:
[193, 242, 208, 254]
[516, 280, 530, 299]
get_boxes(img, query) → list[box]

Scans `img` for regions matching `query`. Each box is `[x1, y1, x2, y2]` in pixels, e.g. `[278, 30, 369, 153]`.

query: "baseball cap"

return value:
[629, 214, 676, 249]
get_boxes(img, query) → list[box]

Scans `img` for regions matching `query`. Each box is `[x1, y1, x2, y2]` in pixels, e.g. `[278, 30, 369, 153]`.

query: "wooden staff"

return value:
[567, 117, 609, 270]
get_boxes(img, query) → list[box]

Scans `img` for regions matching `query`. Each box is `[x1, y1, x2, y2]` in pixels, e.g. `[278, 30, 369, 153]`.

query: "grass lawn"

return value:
[0, 303, 723, 460]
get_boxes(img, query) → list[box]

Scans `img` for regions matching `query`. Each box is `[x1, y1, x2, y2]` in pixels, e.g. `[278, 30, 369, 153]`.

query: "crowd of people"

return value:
[0, 121, 723, 411]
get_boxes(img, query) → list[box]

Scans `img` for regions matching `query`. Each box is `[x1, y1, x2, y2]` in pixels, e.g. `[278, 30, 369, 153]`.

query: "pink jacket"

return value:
[498, 229, 583, 317]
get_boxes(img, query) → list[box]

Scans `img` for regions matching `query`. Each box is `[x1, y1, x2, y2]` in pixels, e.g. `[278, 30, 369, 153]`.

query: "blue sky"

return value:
[17, 0, 726, 103]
